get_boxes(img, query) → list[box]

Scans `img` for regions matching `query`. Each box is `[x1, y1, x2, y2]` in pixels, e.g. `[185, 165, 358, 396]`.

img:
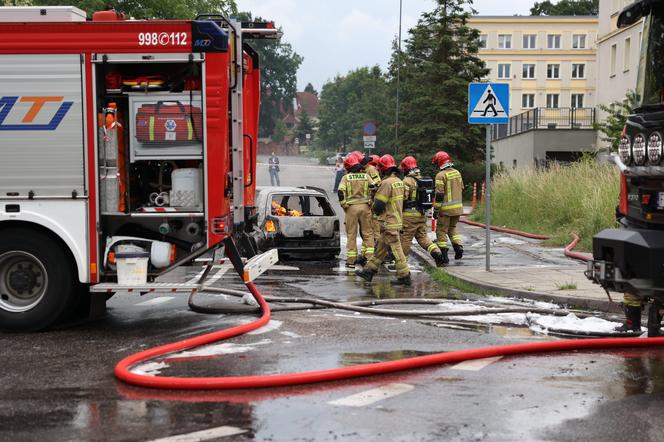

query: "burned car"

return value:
[252, 186, 341, 259]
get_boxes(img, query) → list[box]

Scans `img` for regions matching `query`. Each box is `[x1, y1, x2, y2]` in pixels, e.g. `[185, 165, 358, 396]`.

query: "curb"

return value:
[411, 247, 621, 314]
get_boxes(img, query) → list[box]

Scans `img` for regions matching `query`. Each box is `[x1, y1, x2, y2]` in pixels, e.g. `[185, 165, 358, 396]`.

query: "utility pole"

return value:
[394, 0, 402, 155]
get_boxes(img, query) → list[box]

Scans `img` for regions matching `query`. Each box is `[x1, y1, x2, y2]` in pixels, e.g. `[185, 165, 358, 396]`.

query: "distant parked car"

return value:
[326, 152, 348, 165]
[251, 186, 341, 259]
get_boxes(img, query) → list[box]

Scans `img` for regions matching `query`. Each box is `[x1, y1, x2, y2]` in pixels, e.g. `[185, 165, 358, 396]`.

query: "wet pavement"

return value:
[2, 156, 664, 441]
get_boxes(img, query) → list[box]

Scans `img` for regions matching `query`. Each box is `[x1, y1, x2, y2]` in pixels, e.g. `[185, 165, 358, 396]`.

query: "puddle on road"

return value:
[341, 350, 436, 365]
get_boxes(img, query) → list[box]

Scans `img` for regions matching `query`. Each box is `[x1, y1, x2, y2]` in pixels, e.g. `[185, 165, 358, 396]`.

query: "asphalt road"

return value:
[1, 155, 664, 442]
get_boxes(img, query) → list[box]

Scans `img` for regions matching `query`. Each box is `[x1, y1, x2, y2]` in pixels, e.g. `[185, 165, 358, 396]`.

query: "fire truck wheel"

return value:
[0, 228, 77, 331]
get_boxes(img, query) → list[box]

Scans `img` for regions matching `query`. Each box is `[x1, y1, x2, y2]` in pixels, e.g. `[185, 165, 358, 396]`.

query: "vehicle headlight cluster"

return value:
[619, 132, 664, 166]
[648, 131, 663, 165]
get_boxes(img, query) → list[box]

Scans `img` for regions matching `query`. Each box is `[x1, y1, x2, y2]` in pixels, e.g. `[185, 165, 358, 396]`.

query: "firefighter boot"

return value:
[391, 275, 412, 286]
[647, 302, 663, 337]
[356, 255, 368, 267]
[355, 269, 375, 282]
[453, 243, 464, 260]
[440, 248, 450, 266]
[431, 249, 445, 267]
[615, 305, 642, 333]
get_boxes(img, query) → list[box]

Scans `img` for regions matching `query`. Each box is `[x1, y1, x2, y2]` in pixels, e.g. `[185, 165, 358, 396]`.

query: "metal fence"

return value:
[492, 107, 595, 141]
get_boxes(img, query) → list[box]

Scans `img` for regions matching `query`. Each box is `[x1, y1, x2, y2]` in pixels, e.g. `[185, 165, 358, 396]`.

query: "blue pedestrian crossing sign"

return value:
[468, 83, 509, 124]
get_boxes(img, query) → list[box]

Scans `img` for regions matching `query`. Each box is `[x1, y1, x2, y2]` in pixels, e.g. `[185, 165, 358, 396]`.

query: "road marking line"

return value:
[328, 383, 414, 407]
[449, 356, 503, 371]
[135, 296, 175, 306]
[146, 426, 247, 442]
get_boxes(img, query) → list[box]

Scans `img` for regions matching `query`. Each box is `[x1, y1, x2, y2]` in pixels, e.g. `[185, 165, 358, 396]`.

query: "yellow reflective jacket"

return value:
[338, 171, 371, 209]
[374, 174, 405, 230]
[434, 167, 464, 216]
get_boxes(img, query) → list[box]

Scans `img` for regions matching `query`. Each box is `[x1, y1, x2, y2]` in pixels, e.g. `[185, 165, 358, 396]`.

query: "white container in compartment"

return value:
[170, 168, 203, 209]
[116, 251, 149, 286]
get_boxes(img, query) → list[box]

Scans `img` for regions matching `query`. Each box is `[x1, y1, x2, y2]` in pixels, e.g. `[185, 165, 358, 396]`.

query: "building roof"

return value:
[470, 15, 598, 22]
[296, 91, 319, 119]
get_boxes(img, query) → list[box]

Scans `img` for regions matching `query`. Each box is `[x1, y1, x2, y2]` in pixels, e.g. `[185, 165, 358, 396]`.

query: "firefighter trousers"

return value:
[365, 228, 410, 279]
[401, 215, 440, 256]
[345, 203, 374, 265]
[436, 215, 462, 250]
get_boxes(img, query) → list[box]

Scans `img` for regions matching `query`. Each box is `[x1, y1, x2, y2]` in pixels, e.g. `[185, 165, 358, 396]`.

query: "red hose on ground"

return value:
[115, 281, 664, 390]
[459, 218, 592, 262]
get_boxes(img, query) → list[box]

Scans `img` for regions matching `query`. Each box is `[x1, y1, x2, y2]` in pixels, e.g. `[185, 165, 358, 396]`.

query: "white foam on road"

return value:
[146, 426, 247, 442]
[450, 356, 503, 371]
[528, 313, 635, 334]
[328, 383, 415, 407]
[247, 319, 283, 335]
[135, 296, 175, 306]
[167, 339, 272, 359]
[131, 362, 170, 376]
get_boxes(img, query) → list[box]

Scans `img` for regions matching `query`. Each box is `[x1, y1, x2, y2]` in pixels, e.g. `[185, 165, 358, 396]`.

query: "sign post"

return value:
[363, 122, 377, 150]
[468, 82, 509, 272]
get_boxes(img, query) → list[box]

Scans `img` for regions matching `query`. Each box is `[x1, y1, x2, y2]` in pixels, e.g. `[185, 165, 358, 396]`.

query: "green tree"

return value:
[272, 119, 287, 143]
[530, 0, 598, 16]
[395, 0, 489, 163]
[295, 109, 314, 144]
[304, 82, 318, 96]
[317, 66, 394, 152]
[237, 12, 303, 138]
[595, 91, 638, 151]
[37, 0, 236, 19]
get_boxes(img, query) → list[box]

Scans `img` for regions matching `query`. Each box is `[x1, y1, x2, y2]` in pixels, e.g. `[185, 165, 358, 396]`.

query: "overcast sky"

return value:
[235, 0, 534, 90]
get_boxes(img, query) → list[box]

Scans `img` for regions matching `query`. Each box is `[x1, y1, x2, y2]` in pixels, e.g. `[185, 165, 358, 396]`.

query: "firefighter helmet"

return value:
[400, 156, 418, 174]
[369, 155, 381, 166]
[379, 154, 397, 172]
[343, 152, 361, 170]
[432, 151, 453, 169]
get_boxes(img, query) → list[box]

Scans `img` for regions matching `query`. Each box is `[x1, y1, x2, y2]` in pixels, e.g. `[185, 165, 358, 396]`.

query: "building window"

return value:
[546, 93, 559, 108]
[624, 37, 631, 71]
[611, 43, 617, 76]
[547, 34, 561, 49]
[498, 34, 512, 49]
[522, 93, 535, 108]
[571, 63, 585, 79]
[572, 34, 586, 49]
[522, 63, 536, 79]
[547, 63, 560, 79]
[571, 94, 584, 108]
[523, 34, 536, 49]
[479, 34, 487, 49]
[497, 63, 511, 79]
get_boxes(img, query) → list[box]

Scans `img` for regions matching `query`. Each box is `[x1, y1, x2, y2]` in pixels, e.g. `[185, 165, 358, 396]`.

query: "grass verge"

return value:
[428, 266, 502, 297]
[470, 159, 619, 251]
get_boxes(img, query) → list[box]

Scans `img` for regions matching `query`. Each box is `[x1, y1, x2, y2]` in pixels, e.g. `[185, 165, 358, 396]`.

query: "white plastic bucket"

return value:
[116, 252, 149, 286]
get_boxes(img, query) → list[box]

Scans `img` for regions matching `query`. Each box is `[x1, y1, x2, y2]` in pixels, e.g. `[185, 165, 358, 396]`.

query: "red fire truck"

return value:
[0, 6, 277, 331]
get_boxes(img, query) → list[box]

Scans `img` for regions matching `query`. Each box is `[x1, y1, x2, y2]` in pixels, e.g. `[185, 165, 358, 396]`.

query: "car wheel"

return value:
[0, 228, 77, 331]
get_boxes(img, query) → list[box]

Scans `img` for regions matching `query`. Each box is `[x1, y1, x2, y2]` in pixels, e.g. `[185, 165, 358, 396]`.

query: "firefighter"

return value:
[432, 151, 464, 265]
[356, 153, 382, 265]
[399, 156, 445, 267]
[356, 154, 411, 286]
[338, 152, 374, 268]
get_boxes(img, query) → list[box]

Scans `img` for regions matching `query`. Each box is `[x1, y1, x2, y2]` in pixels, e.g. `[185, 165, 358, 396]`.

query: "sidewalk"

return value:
[413, 220, 620, 313]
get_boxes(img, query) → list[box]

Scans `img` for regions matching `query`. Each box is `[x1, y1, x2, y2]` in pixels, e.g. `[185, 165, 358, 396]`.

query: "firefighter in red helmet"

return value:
[337, 152, 374, 268]
[432, 150, 464, 265]
[399, 156, 445, 266]
[359, 153, 382, 264]
[356, 154, 411, 285]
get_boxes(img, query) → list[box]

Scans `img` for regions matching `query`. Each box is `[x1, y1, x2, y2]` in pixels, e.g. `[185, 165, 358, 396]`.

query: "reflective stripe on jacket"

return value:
[374, 175, 405, 229]
[434, 167, 464, 216]
[339, 172, 371, 208]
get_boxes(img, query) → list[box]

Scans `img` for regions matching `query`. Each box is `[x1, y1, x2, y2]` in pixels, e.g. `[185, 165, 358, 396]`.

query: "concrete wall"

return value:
[493, 129, 598, 169]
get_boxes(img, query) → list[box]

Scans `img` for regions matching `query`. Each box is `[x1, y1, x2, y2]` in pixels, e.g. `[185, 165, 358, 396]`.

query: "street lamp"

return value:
[394, 0, 402, 156]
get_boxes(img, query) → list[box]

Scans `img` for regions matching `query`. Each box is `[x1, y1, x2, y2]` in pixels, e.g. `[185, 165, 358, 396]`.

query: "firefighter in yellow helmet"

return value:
[432, 151, 464, 265]
[356, 154, 411, 286]
[337, 152, 374, 268]
[399, 156, 445, 267]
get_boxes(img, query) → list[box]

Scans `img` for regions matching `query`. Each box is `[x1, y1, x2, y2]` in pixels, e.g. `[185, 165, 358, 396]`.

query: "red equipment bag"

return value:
[135, 101, 202, 144]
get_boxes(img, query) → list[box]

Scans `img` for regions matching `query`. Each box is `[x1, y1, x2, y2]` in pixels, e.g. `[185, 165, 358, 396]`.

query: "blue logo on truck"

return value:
[0, 96, 73, 131]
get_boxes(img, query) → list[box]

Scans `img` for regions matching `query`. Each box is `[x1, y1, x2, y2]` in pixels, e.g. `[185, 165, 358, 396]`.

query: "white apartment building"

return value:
[596, 0, 643, 148]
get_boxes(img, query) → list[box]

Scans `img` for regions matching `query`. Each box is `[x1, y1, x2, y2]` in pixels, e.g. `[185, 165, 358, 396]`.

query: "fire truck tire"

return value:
[0, 228, 77, 331]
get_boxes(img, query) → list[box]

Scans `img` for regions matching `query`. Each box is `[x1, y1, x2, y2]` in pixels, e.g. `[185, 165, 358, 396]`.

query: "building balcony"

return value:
[492, 107, 596, 141]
